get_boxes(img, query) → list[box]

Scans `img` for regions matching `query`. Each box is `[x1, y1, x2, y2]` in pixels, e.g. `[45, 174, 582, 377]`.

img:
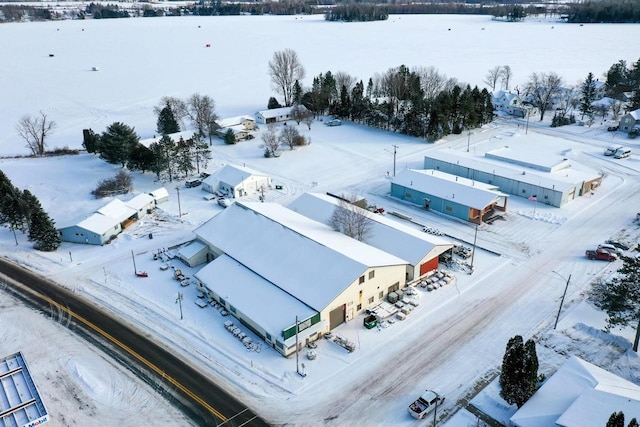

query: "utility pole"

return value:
[467, 130, 471, 152]
[553, 273, 571, 329]
[131, 250, 137, 275]
[176, 186, 182, 217]
[176, 292, 184, 320]
[392, 145, 398, 177]
[469, 223, 478, 274]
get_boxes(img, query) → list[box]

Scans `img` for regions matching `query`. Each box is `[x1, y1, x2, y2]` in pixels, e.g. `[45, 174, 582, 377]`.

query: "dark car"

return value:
[607, 126, 619, 132]
[185, 178, 202, 188]
[604, 240, 630, 251]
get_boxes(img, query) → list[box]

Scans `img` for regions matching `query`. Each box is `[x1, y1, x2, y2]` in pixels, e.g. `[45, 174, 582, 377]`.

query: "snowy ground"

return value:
[1, 13, 640, 427]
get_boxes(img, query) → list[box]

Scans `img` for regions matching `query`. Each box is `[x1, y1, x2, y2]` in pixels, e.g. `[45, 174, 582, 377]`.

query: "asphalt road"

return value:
[0, 257, 269, 427]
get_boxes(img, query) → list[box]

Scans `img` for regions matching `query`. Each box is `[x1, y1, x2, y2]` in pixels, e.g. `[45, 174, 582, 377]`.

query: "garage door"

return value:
[329, 305, 345, 329]
[420, 257, 438, 276]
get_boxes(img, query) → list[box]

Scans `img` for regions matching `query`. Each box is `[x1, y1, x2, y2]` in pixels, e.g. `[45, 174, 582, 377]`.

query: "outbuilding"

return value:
[58, 212, 122, 245]
[125, 193, 155, 219]
[391, 169, 508, 225]
[149, 187, 170, 204]
[97, 199, 137, 229]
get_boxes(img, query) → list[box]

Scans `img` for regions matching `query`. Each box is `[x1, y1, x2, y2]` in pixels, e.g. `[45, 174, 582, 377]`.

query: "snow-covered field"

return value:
[1, 13, 640, 427]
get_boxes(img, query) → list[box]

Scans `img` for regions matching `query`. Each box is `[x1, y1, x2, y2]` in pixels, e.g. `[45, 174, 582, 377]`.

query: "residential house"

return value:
[620, 109, 640, 132]
[202, 164, 271, 198]
[255, 105, 308, 124]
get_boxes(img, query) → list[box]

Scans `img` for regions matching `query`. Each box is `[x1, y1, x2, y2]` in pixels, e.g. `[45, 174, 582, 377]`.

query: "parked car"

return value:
[604, 144, 623, 156]
[597, 243, 624, 256]
[604, 240, 630, 251]
[586, 249, 617, 261]
[325, 119, 342, 127]
[607, 126, 619, 132]
[408, 390, 445, 420]
[185, 178, 202, 188]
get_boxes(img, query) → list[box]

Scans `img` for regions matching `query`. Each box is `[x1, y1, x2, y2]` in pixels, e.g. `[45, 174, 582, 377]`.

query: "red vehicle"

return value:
[586, 249, 617, 261]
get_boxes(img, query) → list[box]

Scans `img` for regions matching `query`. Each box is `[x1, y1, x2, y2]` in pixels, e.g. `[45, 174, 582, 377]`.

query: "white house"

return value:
[492, 91, 528, 117]
[125, 193, 155, 219]
[255, 105, 308, 124]
[149, 187, 169, 204]
[201, 164, 271, 198]
[510, 356, 640, 427]
[138, 131, 195, 149]
[58, 212, 122, 245]
[216, 115, 256, 131]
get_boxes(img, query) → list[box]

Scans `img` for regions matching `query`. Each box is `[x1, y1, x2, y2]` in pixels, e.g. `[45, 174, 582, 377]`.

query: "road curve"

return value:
[0, 257, 269, 427]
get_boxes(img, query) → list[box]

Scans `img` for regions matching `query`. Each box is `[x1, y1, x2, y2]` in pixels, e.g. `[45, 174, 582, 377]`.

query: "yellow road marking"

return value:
[39, 294, 228, 422]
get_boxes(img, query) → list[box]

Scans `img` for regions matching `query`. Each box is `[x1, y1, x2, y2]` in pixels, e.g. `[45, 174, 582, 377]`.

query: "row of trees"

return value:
[0, 170, 60, 251]
[324, 4, 389, 22]
[566, 0, 640, 23]
[605, 58, 640, 107]
[83, 122, 211, 184]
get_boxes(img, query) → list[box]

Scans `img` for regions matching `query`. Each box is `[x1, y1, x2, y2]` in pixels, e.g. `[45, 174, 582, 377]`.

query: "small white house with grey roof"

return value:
[391, 169, 508, 225]
[202, 164, 271, 198]
[289, 192, 455, 281]
[193, 201, 408, 356]
[255, 105, 307, 124]
[620, 108, 640, 132]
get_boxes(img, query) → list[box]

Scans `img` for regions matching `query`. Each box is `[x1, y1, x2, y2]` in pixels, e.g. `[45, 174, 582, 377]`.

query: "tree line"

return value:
[0, 170, 60, 251]
[566, 0, 640, 24]
[324, 4, 388, 22]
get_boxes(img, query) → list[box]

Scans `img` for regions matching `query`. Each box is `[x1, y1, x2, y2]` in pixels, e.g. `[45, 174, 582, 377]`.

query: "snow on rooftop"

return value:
[288, 192, 455, 265]
[0, 351, 49, 427]
[125, 193, 154, 211]
[177, 240, 206, 260]
[216, 115, 254, 128]
[75, 212, 120, 235]
[256, 106, 297, 119]
[96, 199, 136, 223]
[194, 202, 406, 312]
[485, 146, 571, 173]
[425, 149, 600, 192]
[195, 254, 317, 338]
[393, 169, 506, 210]
[138, 131, 195, 148]
[510, 356, 640, 427]
[203, 164, 269, 188]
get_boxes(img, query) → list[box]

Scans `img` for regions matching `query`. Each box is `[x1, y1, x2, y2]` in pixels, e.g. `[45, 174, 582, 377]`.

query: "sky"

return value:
[1, 13, 640, 427]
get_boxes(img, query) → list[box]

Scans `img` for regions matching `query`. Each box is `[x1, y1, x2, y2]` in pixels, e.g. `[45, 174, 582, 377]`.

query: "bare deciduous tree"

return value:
[414, 66, 449, 101]
[611, 100, 623, 120]
[328, 195, 373, 242]
[187, 94, 218, 144]
[303, 113, 314, 130]
[279, 125, 300, 150]
[484, 66, 503, 91]
[16, 111, 56, 156]
[334, 71, 357, 94]
[525, 71, 564, 121]
[268, 49, 305, 107]
[291, 104, 308, 125]
[500, 65, 512, 90]
[261, 124, 280, 157]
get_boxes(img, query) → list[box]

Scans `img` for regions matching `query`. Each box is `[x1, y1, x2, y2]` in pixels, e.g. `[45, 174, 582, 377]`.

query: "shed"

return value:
[149, 187, 170, 204]
[176, 240, 210, 267]
[97, 199, 137, 228]
[202, 164, 271, 198]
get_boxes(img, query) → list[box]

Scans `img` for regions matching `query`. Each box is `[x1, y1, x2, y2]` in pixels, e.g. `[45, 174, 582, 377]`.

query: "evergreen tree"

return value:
[223, 129, 236, 145]
[99, 122, 139, 167]
[629, 90, 640, 111]
[156, 105, 180, 135]
[629, 418, 639, 427]
[149, 135, 176, 181]
[0, 183, 27, 232]
[607, 412, 625, 427]
[579, 72, 597, 119]
[292, 80, 303, 105]
[175, 137, 195, 178]
[28, 205, 60, 251]
[336, 85, 351, 119]
[82, 128, 101, 154]
[267, 97, 282, 109]
[590, 254, 640, 351]
[499, 335, 539, 408]
[127, 144, 154, 173]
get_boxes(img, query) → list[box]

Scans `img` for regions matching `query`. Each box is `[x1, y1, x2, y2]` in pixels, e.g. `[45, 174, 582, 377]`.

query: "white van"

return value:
[604, 145, 623, 156]
[614, 147, 631, 159]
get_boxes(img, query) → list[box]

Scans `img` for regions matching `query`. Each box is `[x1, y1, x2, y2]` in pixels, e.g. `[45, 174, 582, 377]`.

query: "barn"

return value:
[58, 212, 122, 245]
[391, 169, 508, 225]
[202, 164, 271, 198]
[289, 192, 455, 281]
[193, 202, 408, 357]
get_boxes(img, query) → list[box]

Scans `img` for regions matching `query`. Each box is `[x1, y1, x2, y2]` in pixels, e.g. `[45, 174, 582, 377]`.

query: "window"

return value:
[445, 206, 452, 212]
[522, 189, 526, 194]
[357, 304, 362, 310]
[368, 270, 375, 279]
[405, 192, 412, 199]
[368, 296, 374, 304]
[359, 290, 363, 297]
[359, 275, 365, 284]
[379, 291, 383, 299]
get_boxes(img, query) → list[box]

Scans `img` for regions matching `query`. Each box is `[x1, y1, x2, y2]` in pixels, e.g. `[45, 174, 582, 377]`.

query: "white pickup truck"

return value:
[408, 390, 445, 420]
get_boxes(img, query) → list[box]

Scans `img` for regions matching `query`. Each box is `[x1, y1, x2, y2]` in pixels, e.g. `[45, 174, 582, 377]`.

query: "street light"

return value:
[551, 271, 571, 330]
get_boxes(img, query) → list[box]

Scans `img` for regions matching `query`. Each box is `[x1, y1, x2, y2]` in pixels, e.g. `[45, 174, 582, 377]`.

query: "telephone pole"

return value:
[392, 145, 398, 177]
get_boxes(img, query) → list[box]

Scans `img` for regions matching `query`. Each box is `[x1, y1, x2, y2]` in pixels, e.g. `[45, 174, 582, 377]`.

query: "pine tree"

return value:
[579, 72, 597, 119]
[293, 80, 303, 105]
[175, 137, 195, 178]
[607, 411, 625, 427]
[267, 97, 282, 109]
[99, 122, 140, 167]
[156, 105, 180, 135]
[499, 335, 539, 408]
[28, 205, 60, 251]
[629, 418, 639, 427]
[223, 129, 236, 145]
[82, 128, 101, 153]
[590, 254, 640, 351]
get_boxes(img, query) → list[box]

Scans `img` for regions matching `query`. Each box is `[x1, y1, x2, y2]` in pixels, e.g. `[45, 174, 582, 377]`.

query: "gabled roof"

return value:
[511, 356, 640, 427]
[626, 109, 640, 120]
[125, 193, 154, 211]
[194, 202, 406, 312]
[149, 187, 169, 200]
[288, 192, 454, 265]
[203, 164, 269, 188]
[195, 254, 317, 337]
[256, 105, 307, 119]
[96, 199, 137, 223]
[138, 131, 195, 148]
[216, 115, 254, 128]
[75, 212, 120, 235]
[393, 169, 507, 211]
